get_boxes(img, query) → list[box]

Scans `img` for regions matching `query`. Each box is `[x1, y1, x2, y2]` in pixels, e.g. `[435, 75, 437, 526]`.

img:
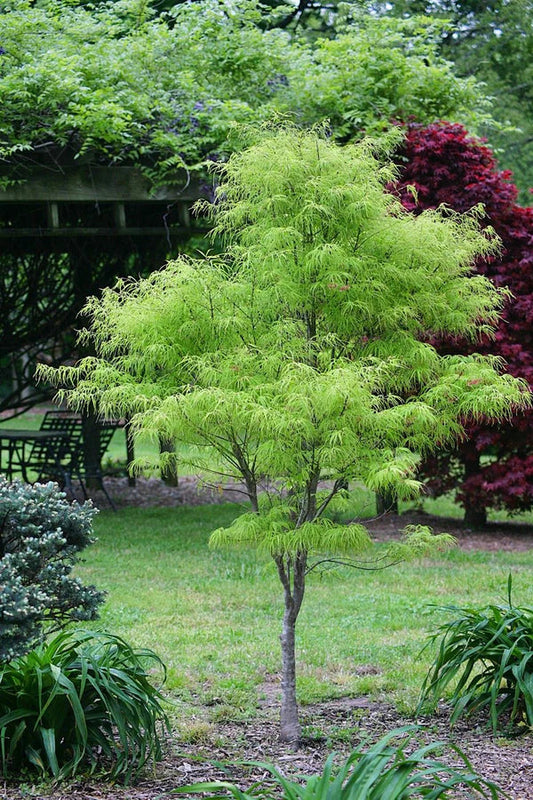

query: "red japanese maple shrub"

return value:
[395, 122, 533, 525]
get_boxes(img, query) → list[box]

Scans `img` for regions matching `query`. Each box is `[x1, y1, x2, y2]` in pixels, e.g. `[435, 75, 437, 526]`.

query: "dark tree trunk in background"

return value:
[159, 436, 178, 487]
[463, 503, 487, 528]
[376, 490, 398, 516]
[463, 450, 487, 527]
[82, 411, 102, 489]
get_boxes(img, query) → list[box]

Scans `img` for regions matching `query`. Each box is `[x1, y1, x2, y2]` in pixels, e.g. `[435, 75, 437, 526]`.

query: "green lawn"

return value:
[4, 409, 533, 731]
[77, 501, 533, 735]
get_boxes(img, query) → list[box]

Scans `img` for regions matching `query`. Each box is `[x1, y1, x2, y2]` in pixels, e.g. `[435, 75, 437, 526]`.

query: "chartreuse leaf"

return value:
[40, 125, 530, 741]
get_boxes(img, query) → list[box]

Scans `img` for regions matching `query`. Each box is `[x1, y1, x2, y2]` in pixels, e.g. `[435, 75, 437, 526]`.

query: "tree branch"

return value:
[306, 556, 403, 575]
[314, 478, 345, 518]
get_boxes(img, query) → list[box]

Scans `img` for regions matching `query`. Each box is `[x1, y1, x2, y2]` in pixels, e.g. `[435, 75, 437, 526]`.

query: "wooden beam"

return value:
[0, 226, 209, 238]
[0, 167, 202, 203]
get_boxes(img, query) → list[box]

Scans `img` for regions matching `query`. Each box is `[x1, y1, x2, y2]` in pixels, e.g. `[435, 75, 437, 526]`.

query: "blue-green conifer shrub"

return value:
[0, 479, 104, 662]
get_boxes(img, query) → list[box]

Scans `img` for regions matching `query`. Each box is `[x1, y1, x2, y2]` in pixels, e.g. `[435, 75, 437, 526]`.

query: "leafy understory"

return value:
[0, 630, 169, 781]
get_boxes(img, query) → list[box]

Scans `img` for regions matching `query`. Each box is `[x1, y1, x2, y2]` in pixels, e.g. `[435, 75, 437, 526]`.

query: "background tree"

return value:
[395, 121, 533, 525]
[0, 0, 490, 416]
[262, 0, 533, 201]
[379, 0, 533, 203]
[0, 0, 486, 186]
[43, 127, 529, 740]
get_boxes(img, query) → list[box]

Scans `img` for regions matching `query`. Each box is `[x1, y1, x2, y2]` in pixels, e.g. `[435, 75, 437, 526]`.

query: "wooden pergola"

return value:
[0, 164, 207, 413]
[0, 165, 204, 244]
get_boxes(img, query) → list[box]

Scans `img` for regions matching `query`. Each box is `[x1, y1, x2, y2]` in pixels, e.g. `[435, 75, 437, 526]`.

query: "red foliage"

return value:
[395, 122, 533, 520]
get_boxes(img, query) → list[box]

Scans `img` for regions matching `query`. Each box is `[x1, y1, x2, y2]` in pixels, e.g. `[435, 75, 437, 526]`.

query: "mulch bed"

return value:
[3, 700, 532, 799]
[3, 477, 533, 799]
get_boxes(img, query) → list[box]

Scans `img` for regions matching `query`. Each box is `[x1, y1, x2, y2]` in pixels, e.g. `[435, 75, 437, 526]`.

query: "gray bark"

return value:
[232, 441, 258, 512]
[276, 552, 306, 743]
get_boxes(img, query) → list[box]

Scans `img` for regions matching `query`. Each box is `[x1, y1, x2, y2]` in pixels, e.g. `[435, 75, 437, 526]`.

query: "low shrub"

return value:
[419, 576, 533, 732]
[174, 726, 502, 799]
[0, 479, 104, 661]
[0, 629, 170, 781]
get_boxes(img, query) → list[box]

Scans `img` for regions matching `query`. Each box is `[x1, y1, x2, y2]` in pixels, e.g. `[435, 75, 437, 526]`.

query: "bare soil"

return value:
[3, 477, 533, 799]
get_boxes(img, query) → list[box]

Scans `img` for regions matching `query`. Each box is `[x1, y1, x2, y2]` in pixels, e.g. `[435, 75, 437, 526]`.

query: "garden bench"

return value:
[26, 410, 120, 509]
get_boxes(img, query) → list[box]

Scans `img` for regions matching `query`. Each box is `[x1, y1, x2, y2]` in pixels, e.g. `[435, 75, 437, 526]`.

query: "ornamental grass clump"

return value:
[0, 630, 169, 782]
[174, 726, 502, 799]
[419, 577, 533, 733]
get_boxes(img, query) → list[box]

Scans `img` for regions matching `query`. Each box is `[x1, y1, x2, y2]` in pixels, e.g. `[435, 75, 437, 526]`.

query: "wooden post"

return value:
[114, 202, 127, 229]
[177, 203, 190, 228]
[47, 202, 59, 228]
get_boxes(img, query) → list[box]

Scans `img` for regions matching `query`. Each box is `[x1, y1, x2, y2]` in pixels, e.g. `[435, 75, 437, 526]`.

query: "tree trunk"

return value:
[463, 504, 487, 527]
[376, 490, 398, 516]
[280, 603, 300, 743]
[463, 448, 487, 528]
[276, 553, 306, 743]
[159, 436, 178, 487]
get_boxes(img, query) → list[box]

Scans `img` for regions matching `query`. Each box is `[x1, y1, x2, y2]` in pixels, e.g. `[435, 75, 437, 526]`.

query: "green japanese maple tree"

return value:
[42, 127, 530, 741]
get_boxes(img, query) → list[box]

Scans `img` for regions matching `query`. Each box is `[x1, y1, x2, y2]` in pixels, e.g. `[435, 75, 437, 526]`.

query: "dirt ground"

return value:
[3, 477, 533, 799]
[5, 701, 532, 800]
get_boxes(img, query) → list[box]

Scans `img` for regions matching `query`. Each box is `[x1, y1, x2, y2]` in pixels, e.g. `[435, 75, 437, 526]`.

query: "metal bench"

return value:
[27, 410, 119, 509]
